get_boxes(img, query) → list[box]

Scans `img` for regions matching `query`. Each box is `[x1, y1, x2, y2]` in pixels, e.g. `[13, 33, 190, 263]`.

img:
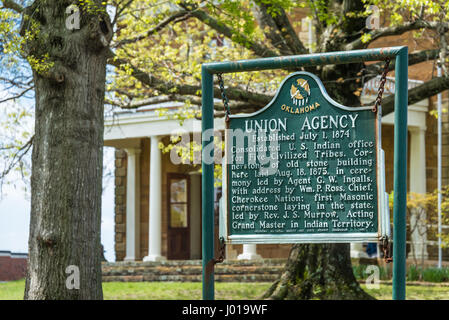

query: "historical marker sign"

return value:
[222, 71, 389, 244]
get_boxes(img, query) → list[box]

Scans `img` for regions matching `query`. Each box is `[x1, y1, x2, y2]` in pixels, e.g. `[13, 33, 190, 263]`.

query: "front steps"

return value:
[102, 259, 286, 282]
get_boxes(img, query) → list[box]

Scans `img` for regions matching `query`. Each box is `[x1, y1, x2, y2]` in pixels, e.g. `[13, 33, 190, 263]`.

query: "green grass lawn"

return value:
[0, 280, 26, 300]
[103, 282, 271, 300]
[1, 280, 448, 300]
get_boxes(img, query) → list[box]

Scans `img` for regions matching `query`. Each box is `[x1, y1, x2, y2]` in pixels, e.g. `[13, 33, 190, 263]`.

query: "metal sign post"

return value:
[437, 64, 443, 269]
[201, 47, 408, 300]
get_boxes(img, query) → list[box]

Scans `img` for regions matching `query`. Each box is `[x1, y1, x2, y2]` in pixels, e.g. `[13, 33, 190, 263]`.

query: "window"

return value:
[169, 177, 188, 228]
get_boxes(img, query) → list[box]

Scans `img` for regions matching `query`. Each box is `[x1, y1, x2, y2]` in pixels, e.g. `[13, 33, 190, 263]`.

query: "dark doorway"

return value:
[167, 173, 190, 260]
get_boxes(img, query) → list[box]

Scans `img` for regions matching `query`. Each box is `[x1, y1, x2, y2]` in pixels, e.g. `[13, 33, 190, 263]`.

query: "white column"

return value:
[143, 136, 166, 261]
[408, 128, 429, 260]
[124, 148, 141, 262]
[410, 128, 427, 194]
[237, 244, 262, 260]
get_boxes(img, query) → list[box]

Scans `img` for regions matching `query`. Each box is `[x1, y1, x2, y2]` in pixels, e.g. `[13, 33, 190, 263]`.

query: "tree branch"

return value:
[1, 0, 23, 13]
[259, 2, 307, 54]
[105, 95, 173, 108]
[182, 6, 278, 58]
[106, 91, 258, 117]
[364, 49, 440, 79]
[112, 0, 135, 26]
[251, 4, 291, 55]
[113, 10, 190, 47]
[0, 135, 33, 181]
[382, 75, 449, 115]
[170, 94, 257, 113]
[309, 0, 323, 36]
[345, 20, 445, 51]
[0, 86, 34, 104]
[0, 76, 33, 89]
[107, 52, 272, 109]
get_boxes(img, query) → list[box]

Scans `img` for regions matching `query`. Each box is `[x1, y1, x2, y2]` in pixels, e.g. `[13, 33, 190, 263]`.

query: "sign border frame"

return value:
[221, 71, 388, 244]
[201, 47, 409, 300]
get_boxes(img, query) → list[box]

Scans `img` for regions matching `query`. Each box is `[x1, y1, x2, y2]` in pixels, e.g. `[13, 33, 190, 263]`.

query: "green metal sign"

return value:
[202, 47, 409, 300]
[221, 72, 390, 244]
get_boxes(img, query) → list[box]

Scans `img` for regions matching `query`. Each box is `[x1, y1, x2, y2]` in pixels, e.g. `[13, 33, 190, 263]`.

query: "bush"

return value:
[421, 267, 449, 283]
[353, 264, 449, 283]
[407, 265, 422, 281]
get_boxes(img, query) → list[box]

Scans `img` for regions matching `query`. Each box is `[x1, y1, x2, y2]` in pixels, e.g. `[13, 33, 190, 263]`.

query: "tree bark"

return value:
[263, 244, 374, 300]
[23, 1, 112, 300]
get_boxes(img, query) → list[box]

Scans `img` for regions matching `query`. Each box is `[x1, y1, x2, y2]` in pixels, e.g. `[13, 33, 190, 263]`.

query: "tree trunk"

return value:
[23, 1, 112, 300]
[264, 34, 375, 299]
[263, 243, 374, 300]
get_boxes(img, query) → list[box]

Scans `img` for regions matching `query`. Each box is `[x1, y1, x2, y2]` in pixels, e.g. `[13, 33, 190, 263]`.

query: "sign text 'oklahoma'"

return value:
[222, 71, 385, 244]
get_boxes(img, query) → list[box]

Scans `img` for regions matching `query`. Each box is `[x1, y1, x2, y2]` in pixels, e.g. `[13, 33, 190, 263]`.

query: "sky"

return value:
[0, 50, 120, 262]
[0, 147, 117, 262]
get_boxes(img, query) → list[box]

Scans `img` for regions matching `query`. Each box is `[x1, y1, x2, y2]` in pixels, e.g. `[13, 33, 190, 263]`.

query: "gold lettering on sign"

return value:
[281, 102, 320, 114]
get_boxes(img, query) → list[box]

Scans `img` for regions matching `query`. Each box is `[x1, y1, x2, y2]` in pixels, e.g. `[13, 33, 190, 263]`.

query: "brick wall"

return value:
[443, 102, 449, 187]
[426, 98, 439, 192]
[115, 149, 127, 261]
[381, 124, 412, 193]
[0, 252, 27, 281]
[428, 96, 449, 188]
